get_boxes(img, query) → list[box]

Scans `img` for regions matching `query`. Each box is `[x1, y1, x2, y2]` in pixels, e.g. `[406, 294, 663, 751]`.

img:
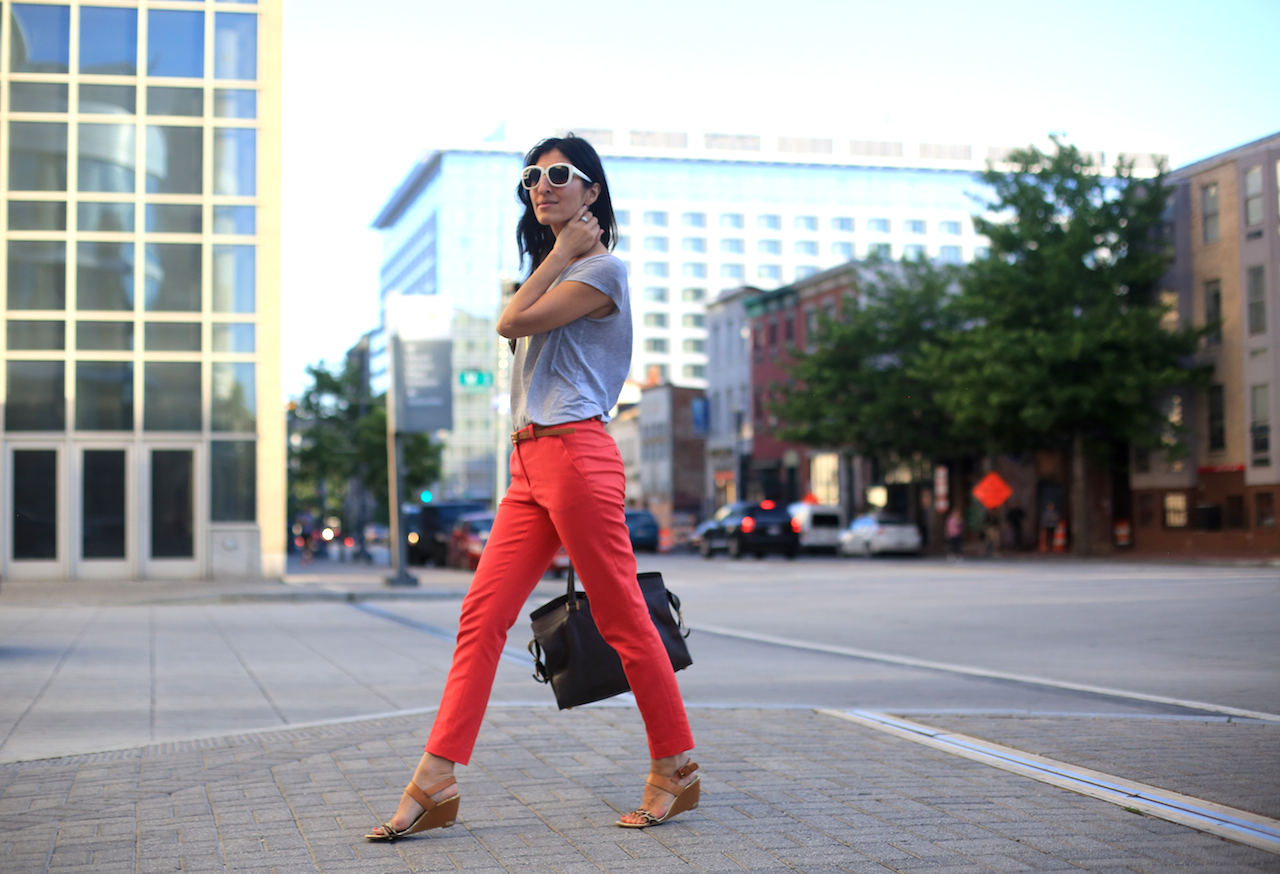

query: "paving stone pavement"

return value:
[2, 705, 1279, 874]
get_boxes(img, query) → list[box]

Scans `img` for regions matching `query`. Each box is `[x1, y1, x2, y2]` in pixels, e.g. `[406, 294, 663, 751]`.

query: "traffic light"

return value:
[420, 490, 433, 503]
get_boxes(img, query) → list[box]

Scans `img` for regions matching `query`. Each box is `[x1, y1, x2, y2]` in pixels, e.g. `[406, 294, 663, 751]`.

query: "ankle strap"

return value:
[404, 777, 456, 810]
[646, 761, 698, 796]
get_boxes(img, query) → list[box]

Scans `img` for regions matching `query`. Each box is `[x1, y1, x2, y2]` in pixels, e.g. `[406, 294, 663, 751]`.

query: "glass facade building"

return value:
[2, 0, 283, 580]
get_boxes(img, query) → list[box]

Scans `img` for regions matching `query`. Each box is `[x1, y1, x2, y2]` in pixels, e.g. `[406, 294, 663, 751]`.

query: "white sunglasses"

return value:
[520, 163, 593, 190]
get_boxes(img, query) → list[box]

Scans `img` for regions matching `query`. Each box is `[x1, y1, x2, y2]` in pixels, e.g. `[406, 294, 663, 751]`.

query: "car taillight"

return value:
[791, 518, 802, 533]
[740, 516, 756, 533]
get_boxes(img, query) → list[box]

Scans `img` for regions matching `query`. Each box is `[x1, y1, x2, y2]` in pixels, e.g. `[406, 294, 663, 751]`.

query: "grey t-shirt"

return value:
[510, 254, 632, 430]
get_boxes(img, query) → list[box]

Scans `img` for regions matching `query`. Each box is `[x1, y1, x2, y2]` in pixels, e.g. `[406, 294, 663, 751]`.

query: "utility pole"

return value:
[385, 333, 417, 586]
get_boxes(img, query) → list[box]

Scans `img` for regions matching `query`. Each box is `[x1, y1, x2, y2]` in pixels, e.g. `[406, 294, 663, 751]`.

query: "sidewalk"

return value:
[3, 705, 1279, 874]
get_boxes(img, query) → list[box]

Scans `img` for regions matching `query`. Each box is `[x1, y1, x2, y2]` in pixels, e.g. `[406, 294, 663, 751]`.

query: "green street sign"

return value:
[458, 369, 493, 388]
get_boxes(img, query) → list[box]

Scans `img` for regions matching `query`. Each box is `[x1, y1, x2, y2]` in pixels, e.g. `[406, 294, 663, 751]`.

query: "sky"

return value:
[279, 0, 1280, 397]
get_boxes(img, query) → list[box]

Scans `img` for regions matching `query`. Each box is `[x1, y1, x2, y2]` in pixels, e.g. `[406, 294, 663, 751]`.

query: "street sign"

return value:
[972, 472, 1013, 509]
[458, 369, 493, 389]
[396, 337, 453, 434]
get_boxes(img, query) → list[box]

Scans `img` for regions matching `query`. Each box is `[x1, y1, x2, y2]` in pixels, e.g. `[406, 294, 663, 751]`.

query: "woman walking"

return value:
[367, 135, 698, 840]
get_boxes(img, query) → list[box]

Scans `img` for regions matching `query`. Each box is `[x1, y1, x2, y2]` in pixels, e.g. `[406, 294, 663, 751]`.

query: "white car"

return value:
[839, 512, 923, 556]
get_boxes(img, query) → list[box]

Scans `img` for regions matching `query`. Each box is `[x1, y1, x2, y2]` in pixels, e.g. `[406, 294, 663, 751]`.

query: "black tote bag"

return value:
[528, 566, 692, 709]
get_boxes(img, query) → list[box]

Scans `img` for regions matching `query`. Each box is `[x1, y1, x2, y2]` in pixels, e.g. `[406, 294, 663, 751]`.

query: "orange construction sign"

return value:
[972, 472, 1012, 510]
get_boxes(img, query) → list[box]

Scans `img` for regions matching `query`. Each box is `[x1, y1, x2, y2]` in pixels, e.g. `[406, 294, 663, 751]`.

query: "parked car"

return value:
[786, 502, 844, 552]
[625, 509, 660, 553]
[546, 546, 572, 577]
[694, 501, 800, 559]
[408, 501, 487, 566]
[839, 512, 923, 556]
[445, 512, 495, 570]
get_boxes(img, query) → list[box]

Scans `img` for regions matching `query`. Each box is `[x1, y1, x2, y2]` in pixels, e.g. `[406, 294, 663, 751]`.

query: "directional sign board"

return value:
[395, 337, 452, 434]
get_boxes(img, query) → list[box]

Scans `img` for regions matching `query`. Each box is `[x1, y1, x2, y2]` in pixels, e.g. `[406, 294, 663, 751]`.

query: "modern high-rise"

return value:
[2, 0, 284, 580]
[373, 123, 1160, 503]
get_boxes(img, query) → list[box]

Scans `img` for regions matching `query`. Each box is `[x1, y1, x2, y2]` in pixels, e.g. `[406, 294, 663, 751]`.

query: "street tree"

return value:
[918, 138, 1210, 553]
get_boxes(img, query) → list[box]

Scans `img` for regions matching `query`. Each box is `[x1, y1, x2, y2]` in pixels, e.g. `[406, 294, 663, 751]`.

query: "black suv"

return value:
[693, 501, 800, 559]
[408, 501, 488, 566]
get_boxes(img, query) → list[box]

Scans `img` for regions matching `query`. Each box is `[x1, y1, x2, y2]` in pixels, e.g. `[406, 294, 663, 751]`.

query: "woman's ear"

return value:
[584, 183, 600, 206]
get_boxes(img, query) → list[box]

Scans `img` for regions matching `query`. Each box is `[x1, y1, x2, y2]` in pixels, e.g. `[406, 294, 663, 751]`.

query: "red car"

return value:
[446, 512, 495, 570]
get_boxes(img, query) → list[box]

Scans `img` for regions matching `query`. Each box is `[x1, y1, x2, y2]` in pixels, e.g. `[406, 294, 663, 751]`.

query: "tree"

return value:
[918, 138, 1210, 553]
[289, 360, 441, 529]
[773, 258, 972, 480]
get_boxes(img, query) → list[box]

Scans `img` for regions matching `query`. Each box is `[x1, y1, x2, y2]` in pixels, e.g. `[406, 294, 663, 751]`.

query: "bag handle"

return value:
[566, 563, 579, 611]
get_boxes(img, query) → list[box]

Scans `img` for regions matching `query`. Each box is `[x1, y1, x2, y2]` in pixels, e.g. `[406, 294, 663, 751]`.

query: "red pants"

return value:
[426, 418, 694, 765]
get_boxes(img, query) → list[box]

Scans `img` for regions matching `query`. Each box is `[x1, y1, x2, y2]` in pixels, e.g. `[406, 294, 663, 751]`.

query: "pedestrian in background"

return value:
[1006, 500, 1026, 551]
[1041, 501, 1060, 552]
[366, 135, 698, 841]
[984, 511, 1001, 558]
[946, 508, 964, 561]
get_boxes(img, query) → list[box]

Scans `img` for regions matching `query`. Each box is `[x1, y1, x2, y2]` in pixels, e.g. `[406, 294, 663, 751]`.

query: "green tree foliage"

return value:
[773, 258, 972, 474]
[290, 360, 441, 526]
[919, 138, 1210, 455]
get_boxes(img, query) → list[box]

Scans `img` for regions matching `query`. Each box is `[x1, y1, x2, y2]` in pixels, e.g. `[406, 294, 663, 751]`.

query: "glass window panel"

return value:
[77, 240, 134, 310]
[151, 449, 193, 557]
[7, 240, 66, 309]
[79, 6, 137, 75]
[213, 128, 255, 195]
[12, 450, 57, 560]
[8, 320, 65, 350]
[8, 200, 66, 230]
[212, 244, 255, 312]
[144, 362, 200, 430]
[213, 205, 255, 234]
[10, 82, 68, 112]
[9, 4, 70, 73]
[6, 361, 65, 431]
[213, 89, 255, 120]
[147, 10, 204, 78]
[76, 320, 133, 350]
[147, 86, 202, 117]
[77, 201, 134, 232]
[212, 362, 255, 431]
[212, 322, 254, 352]
[78, 123, 136, 192]
[145, 321, 200, 351]
[75, 361, 133, 430]
[146, 203, 201, 233]
[8, 121, 67, 190]
[144, 243, 201, 312]
[214, 13, 257, 80]
[83, 450, 126, 558]
[145, 125, 202, 193]
[80, 84, 135, 114]
[211, 440, 255, 521]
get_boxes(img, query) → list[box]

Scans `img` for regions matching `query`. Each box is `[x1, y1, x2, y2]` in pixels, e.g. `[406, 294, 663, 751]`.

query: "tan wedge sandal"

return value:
[365, 777, 459, 841]
[616, 761, 700, 828]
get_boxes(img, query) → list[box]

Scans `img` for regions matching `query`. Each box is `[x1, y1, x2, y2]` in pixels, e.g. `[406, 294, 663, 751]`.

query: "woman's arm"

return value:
[498, 206, 614, 339]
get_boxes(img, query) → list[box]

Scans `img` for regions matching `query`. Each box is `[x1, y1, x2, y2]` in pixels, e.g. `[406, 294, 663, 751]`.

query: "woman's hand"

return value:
[553, 205, 602, 260]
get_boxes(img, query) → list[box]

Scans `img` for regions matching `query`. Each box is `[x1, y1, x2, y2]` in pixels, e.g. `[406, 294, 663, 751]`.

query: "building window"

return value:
[757, 239, 781, 255]
[683, 338, 705, 353]
[682, 313, 704, 328]
[1163, 492, 1188, 528]
[1247, 266, 1266, 335]
[795, 216, 817, 231]
[643, 312, 668, 328]
[643, 211, 668, 227]
[8, 4, 70, 72]
[643, 287, 668, 302]
[906, 220, 926, 234]
[681, 288, 706, 303]
[1244, 166, 1263, 228]
[795, 266, 818, 280]
[758, 265, 781, 281]
[645, 363, 668, 382]
[682, 237, 706, 253]
[1137, 494, 1156, 527]
[683, 364, 705, 380]
[213, 128, 256, 195]
[643, 262, 668, 278]
[616, 210, 630, 226]
[903, 244, 925, 260]
[1208, 384, 1226, 452]
[832, 217, 853, 232]
[939, 245, 961, 264]
[795, 240, 818, 256]
[974, 246, 990, 259]
[214, 12, 258, 80]
[644, 338, 668, 353]
[721, 264, 744, 280]
[720, 213, 743, 229]
[682, 262, 707, 279]
[149, 10, 205, 78]
[144, 363, 201, 431]
[1204, 280, 1222, 345]
[1224, 496, 1246, 529]
[720, 238, 744, 254]
[5, 361, 66, 432]
[212, 245, 255, 313]
[868, 218, 890, 233]
[1251, 384, 1271, 466]
[643, 236, 668, 253]
[211, 441, 256, 522]
[615, 235, 630, 252]
[1258, 493, 1277, 528]
[682, 212, 706, 228]
[940, 220, 962, 235]
[1201, 183, 1219, 243]
[832, 242, 854, 259]
[868, 242, 891, 258]
[758, 214, 780, 230]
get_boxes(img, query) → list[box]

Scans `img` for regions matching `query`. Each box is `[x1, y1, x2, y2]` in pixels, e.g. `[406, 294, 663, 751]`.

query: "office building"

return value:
[2, 0, 284, 580]
[1132, 131, 1280, 554]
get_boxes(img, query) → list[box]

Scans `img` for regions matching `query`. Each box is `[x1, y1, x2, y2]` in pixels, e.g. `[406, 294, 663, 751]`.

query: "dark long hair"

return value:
[516, 134, 617, 275]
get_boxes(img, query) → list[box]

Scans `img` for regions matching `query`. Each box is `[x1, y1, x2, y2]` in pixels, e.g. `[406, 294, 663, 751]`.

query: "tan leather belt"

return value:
[511, 424, 577, 446]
